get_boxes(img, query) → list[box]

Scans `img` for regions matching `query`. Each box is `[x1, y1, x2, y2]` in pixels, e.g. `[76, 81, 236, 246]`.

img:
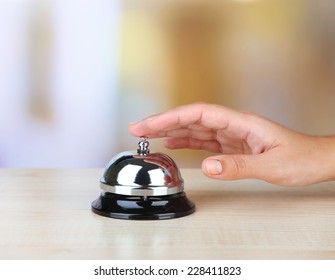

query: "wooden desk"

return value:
[0, 169, 335, 259]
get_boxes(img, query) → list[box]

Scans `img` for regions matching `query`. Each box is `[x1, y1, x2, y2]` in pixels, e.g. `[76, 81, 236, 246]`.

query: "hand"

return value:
[128, 103, 335, 186]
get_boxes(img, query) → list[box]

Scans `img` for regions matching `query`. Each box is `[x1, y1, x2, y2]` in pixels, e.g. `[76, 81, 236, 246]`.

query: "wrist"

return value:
[315, 136, 335, 183]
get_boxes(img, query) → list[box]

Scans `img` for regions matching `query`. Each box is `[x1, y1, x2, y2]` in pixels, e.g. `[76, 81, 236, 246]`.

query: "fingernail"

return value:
[205, 159, 222, 175]
[128, 121, 139, 125]
[146, 114, 159, 121]
[129, 115, 158, 126]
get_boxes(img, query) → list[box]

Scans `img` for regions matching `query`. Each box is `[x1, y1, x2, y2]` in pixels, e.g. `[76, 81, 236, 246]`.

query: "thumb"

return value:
[202, 154, 267, 181]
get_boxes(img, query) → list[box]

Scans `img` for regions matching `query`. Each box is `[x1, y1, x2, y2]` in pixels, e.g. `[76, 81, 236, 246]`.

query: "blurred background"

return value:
[0, 0, 335, 168]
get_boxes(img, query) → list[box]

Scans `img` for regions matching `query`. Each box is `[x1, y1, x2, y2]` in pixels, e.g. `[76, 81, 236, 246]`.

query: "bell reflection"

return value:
[140, 153, 184, 188]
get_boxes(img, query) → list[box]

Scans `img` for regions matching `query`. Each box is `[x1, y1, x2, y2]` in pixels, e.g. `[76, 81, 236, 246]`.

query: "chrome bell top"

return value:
[100, 138, 184, 196]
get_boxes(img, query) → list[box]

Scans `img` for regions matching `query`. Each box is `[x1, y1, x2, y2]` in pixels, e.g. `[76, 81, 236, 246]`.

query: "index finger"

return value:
[128, 102, 245, 138]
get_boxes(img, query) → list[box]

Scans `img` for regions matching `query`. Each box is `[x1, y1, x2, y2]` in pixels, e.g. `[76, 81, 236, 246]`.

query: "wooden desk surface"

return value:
[0, 168, 335, 260]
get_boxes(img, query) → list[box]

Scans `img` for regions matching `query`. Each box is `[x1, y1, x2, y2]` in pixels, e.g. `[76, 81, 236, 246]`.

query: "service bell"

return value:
[91, 138, 195, 220]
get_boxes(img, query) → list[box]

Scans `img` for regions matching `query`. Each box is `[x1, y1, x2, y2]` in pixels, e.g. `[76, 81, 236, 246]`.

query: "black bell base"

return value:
[91, 191, 195, 220]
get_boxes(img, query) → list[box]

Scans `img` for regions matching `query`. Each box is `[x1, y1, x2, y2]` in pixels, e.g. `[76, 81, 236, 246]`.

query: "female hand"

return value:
[128, 103, 335, 186]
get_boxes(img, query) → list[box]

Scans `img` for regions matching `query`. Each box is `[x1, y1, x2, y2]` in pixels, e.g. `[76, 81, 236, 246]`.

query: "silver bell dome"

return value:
[100, 154, 183, 197]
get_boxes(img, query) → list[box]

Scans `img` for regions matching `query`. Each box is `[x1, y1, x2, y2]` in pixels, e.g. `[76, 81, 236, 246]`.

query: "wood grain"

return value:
[0, 169, 335, 259]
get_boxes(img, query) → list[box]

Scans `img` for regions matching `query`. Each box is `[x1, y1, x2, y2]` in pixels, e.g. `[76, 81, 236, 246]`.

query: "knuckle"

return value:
[224, 156, 247, 179]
